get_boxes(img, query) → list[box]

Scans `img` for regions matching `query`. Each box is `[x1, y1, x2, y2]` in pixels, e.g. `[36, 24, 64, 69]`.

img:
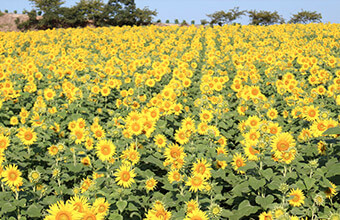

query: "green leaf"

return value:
[260, 168, 274, 181]
[27, 204, 42, 218]
[116, 200, 127, 213]
[232, 181, 250, 196]
[110, 213, 123, 220]
[326, 163, 340, 178]
[249, 177, 266, 191]
[304, 177, 316, 190]
[323, 126, 340, 135]
[2, 202, 16, 213]
[255, 195, 274, 209]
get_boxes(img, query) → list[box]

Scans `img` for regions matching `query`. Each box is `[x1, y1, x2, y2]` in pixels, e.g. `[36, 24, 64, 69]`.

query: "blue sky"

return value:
[1, 0, 339, 24]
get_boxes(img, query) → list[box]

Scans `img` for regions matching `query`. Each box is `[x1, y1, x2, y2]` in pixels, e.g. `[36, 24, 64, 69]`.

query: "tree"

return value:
[248, 10, 285, 25]
[29, 0, 64, 13]
[200, 19, 208, 25]
[75, 0, 105, 24]
[134, 7, 157, 26]
[207, 7, 246, 26]
[289, 10, 322, 24]
[100, 0, 137, 26]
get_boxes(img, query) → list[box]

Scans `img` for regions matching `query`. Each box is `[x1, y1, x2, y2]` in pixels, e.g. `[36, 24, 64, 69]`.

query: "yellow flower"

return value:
[16, 127, 37, 146]
[145, 177, 158, 191]
[288, 188, 305, 207]
[186, 175, 206, 193]
[114, 164, 136, 188]
[44, 88, 56, 101]
[44, 201, 82, 220]
[184, 209, 209, 220]
[93, 197, 110, 216]
[192, 158, 212, 179]
[1, 164, 23, 188]
[96, 139, 116, 162]
[232, 153, 246, 174]
[0, 134, 10, 152]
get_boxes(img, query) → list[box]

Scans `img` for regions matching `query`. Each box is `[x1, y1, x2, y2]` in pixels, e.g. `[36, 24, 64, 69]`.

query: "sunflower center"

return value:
[277, 140, 289, 151]
[191, 216, 202, 220]
[173, 173, 180, 181]
[203, 114, 209, 120]
[95, 130, 102, 137]
[236, 159, 243, 167]
[308, 110, 316, 117]
[121, 171, 130, 182]
[101, 145, 111, 155]
[192, 176, 202, 186]
[170, 149, 179, 158]
[83, 214, 96, 220]
[8, 171, 18, 181]
[75, 131, 83, 139]
[249, 146, 259, 155]
[179, 132, 186, 139]
[98, 204, 106, 213]
[197, 165, 206, 174]
[24, 132, 33, 140]
[131, 123, 141, 132]
[292, 194, 300, 202]
[74, 203, 83, 212]
[56, 211, 71, 220]
[0, 140, 6, 148]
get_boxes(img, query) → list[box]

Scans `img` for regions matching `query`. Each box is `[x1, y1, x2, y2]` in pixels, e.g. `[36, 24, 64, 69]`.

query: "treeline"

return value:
[1, 1, 324, 30]
[202, 7, 322, 26]
[17, 0, 157, 30]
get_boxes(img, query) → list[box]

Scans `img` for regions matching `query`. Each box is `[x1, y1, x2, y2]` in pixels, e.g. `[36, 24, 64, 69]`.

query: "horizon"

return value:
[1, 0, 339, 25]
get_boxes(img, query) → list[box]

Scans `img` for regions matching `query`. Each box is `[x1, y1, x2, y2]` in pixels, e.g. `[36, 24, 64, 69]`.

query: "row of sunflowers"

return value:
[0, 23, 339, 219]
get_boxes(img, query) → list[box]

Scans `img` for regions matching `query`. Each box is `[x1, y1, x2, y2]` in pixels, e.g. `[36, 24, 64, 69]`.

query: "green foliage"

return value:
[165, 19, 169, 24]
[248, 10, 285, 25]
[191, 20, 195, 25]
[207, 7, 246, 26]
[174, 19, 179, 24]
[200, 19, 208, 25]
[289, 10, 322, 24]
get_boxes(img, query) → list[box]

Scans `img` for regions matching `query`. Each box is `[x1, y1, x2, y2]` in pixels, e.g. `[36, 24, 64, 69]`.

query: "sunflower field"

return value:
[0, 23, 339, 220]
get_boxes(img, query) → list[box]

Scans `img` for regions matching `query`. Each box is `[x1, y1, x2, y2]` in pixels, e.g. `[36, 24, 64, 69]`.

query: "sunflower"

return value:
[249, 86, 261, 99]
[145, 203, 172, 220]
[93, 197, 110, 216]
[0, 134, 10, 152]
[244, 144, 259, 161]
[186, 200, 199, 214]
[121, 147, 140, 165]
[81, 207, 105, 220]
[44, 88, 56, 101]
[192, 158, 212, 179]
[197, 122, 208, 135]
[92, 127, 106, 140]
[145, 177, 158, 191]
[268, 122, 282, 135]
[267, 108, 278, 120]
[17, 127, 37, 145]
[174, 128, 189, 145]
[154, 134, 167, 148]
[271, 132, 296, 154]
[44, 200, 82, 220]
[28, 170, 41, 183]
[325, 181, 337, 199]
[113, 164, 136, 188]
[168, 170, 182, 183]
[232, 153, 246, 174]
[128, 120, 143, 136]
[95, 139, 116, 162]
[200, 109, 213, 123]
[181, 117, 196, 131]
[258, 211, 273, 220]
[288, 188, 305, 207]
[68, 195, 89, 213]
[184, 209, 209, 220]
[246, 115, 261, 129]
[304, 105, 319, 121]
[1, 164, 23, 188]
[317, 141, 327, 155]
[186, 175, 206, 193]
[71, 127, 88, 144]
